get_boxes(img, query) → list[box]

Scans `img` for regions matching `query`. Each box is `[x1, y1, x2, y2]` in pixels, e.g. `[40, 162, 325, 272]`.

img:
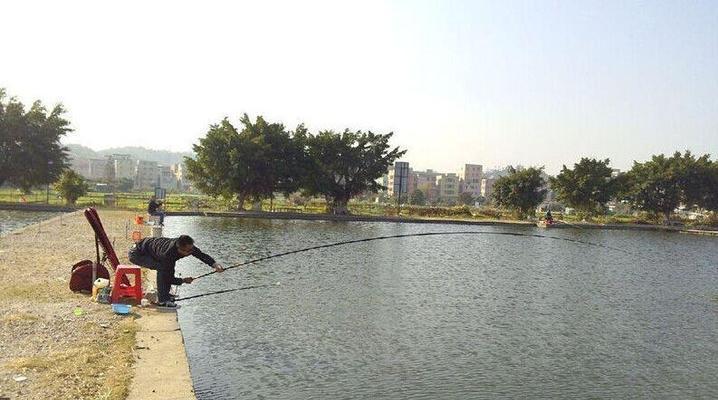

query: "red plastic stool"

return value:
[111, 265, 143, 304]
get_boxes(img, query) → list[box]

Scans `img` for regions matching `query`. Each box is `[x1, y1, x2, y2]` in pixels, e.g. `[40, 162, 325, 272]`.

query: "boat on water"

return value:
[537, 220, 556, 228]
[537, 220, 573, 228]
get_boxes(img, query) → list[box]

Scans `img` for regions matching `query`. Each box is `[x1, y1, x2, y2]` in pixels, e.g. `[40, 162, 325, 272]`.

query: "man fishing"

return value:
[545, 209, 554, 224]
[128, 235, 225, 308]
[147, 195, 165, 226]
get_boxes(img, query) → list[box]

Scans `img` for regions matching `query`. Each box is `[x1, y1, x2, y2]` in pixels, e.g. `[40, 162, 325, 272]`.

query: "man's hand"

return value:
[213, 263, 225, 273]
[182, 277, 194, 284]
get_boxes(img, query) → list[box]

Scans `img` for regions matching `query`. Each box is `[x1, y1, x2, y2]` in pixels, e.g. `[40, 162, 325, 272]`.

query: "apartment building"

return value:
[458, 164, 483, 197]
[158, 165, 177, 190]
[436, 173, 459, 203]
[112, 154, 135, 180]
[134, 160, 158, 189]
[412, 169, 439, 202]
[87, 158, 107, 180]
[387, 161, 410, 198]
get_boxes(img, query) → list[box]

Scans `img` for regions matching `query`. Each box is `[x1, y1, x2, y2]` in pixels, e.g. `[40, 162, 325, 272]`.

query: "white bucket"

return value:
[93, 278, 109, 288]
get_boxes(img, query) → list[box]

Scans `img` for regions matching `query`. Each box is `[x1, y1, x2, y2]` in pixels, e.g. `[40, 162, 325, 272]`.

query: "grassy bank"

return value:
[1, 188, 715, 228]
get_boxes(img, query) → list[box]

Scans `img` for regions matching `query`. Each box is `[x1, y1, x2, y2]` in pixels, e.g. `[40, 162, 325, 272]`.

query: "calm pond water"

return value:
[164, 216, 718, 400]
[0, 210, 61, 236]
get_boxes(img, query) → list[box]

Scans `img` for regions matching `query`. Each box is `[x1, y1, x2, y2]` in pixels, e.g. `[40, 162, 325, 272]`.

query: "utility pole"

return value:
[396, 163, 406, 216]
[396, 170, 401, 216]
[46, 160, 53, 204]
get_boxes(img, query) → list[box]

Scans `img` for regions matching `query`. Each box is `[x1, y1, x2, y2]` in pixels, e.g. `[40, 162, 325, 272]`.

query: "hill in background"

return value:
[66, 143, 193, 166]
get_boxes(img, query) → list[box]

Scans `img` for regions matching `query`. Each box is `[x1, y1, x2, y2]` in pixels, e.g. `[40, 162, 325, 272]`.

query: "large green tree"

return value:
[458, 191, 475, 206]
[622, 153, 682, 221]
[674, 151, 716, 211]
[409, 189, 426, 206]
[549, 158, 617, 215]
[185, 115, 305, 210]
[492, 166, 547, 218]
[703, 160, 718, 212]
[302, 130, 406, 214]
[0, 89, 70, 192]
[705, 162, 718, 213]
[622, 151, 718, 220]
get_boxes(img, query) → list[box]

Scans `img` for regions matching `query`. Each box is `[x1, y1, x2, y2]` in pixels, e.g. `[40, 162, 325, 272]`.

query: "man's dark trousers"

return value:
[128, 245, 177, 302]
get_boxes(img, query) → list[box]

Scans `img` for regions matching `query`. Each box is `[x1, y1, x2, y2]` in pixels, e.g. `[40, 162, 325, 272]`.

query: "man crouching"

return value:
[128, 235, 224, 308]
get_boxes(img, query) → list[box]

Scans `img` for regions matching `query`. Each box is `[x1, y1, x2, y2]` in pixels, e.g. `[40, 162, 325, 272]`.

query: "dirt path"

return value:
[0, 210, 194, 400]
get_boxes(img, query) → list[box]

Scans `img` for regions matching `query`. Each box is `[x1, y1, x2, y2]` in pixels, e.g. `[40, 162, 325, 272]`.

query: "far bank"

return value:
[2, 202, 717, 236]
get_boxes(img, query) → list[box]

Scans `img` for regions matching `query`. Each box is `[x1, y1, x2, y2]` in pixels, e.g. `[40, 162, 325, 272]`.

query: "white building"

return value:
[481, 178, 496, 201]
[87, 158, 107, 181]
[135, 160, 158, 189]
[171, 163, 183, 181]
[158, 165, 177, 190]
[113, 154, 135, 180]
[171, 163, 190, 190]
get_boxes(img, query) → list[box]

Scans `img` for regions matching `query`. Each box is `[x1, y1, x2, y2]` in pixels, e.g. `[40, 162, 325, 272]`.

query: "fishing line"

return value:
[194, 230, 634, 281]
[175, 284, 276, 302]
[178, 231, 635, 302]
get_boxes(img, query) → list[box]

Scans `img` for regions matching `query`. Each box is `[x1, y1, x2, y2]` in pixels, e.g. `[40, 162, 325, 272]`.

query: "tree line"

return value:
[187, 114, 717, 222]
[184, 114, 406, 214]
[2, 88, 716, 219]
[490, 154, 718, 221]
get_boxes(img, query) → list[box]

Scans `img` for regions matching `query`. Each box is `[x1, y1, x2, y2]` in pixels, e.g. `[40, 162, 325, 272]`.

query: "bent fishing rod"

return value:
[193, 230, 633, 281]
[175, 283, 278, 302]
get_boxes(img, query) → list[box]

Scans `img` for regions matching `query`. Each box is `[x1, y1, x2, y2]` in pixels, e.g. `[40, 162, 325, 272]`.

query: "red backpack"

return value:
[69, 208, 126, 293]
[69, 260, 110, 292]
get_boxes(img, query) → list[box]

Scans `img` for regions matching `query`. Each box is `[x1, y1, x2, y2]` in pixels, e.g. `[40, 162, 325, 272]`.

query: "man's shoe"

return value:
[157, 301, 178, 308]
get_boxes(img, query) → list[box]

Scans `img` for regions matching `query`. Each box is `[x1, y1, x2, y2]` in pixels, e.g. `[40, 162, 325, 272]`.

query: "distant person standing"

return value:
[545, 209, 554, 224]
[148, 195, 165, 226]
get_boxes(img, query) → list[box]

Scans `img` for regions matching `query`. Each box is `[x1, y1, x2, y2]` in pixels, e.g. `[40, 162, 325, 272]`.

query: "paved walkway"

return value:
[127, 290, 195, 400]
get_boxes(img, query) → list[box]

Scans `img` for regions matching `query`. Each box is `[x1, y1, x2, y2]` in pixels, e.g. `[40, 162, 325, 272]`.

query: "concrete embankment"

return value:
[682, 229, 718, 236]
[539, 220, 718, 235]
[126, 284, 195, 400]
[169, 210, 718, 235]
[167, 210, 538, 226]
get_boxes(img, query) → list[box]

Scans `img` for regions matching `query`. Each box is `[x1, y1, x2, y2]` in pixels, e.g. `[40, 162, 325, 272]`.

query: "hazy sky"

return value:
[2, 0, 716, 174]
